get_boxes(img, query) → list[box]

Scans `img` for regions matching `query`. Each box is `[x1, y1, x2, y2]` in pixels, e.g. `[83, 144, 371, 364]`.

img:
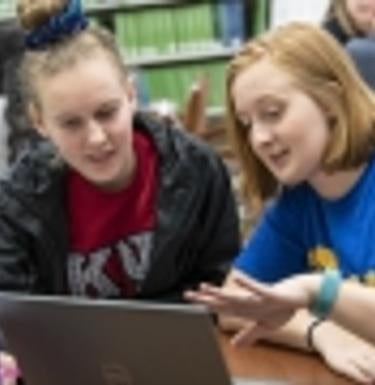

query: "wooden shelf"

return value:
[0, 0, 179, 21]
[125, 47, 238, 67]
[86, 0, 181, 14]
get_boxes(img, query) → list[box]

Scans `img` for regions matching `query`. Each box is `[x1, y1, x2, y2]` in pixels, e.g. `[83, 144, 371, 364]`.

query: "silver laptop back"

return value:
[0, 293, 231, 385]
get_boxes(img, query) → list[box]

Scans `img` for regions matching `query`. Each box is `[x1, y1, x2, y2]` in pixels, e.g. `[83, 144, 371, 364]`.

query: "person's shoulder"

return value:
[362, 152, 375, 182]
[346, 36, 375, 89]
[260, 184, 315, 231]
[134, 111, 224, 168]
[270, 183, 314, 214]
[0, 140, 62, 195]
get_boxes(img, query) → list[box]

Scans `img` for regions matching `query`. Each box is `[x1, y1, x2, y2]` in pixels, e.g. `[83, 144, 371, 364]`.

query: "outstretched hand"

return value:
[0, 352, 20, 385]
[185, 272, 317, 345]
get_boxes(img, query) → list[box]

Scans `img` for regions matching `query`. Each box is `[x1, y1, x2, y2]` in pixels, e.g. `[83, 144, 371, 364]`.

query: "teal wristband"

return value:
[310, 269, 342, 319]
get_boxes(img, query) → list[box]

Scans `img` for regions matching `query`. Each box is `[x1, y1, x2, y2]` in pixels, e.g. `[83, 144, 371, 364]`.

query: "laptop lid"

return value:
[0, 293, 232, 385]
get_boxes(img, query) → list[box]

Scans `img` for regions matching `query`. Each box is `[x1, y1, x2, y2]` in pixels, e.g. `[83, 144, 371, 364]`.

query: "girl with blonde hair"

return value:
[187, 22, 375, 384]
[0, 0, 240, 382]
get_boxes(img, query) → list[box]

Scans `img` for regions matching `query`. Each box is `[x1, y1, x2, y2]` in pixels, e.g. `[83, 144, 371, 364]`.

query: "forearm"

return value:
[261, 309, 315, 351]
[219, 309, 315, 351]
[330, 282, 375, 344]
[219, 303, 374, 354]
[301, 275, 375, 344]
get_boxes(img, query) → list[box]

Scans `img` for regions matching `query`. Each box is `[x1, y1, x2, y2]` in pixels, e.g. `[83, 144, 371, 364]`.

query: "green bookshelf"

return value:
[0, 0, 271, 112]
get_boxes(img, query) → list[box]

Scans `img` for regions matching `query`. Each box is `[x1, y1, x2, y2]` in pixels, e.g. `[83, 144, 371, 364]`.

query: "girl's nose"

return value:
[87, 121, 108, 145]
[249, 124, 274, 148]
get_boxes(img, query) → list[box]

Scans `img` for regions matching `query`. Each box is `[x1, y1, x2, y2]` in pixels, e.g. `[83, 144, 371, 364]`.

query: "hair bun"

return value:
[17, 0, 67, 30]
[17, 0, 88, 49]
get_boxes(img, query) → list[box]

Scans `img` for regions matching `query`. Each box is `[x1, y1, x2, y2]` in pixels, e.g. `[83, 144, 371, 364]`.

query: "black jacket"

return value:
[0, 112, 240, 301]
[323, 18, 352, 46]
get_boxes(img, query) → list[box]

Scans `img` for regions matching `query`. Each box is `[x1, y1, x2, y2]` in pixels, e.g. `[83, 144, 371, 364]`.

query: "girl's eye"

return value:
[62, 118, 81, 130]
[96, 107, 117, 121]
[260, 106, 283, 121]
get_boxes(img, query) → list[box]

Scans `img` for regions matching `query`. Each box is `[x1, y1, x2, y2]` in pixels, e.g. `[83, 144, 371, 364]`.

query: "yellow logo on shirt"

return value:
[308, 246, 338, 270]
[308, 246, 375, 287]
[364, 271, 375, 286]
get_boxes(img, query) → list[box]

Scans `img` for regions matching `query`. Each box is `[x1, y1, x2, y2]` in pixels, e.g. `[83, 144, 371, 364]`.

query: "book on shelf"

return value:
[216, 0, 246, 48]
[0, 0, 271, 116]
[114, 12, 138, 58]
[252, 0, 270, 35]
[93, 1, 248, 61]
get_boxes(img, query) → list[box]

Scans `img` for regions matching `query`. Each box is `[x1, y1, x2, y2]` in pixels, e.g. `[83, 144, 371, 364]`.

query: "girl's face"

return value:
[31, 52, 137, 191]
[231, 59, 330, 187]
[346, 0, 375, 33]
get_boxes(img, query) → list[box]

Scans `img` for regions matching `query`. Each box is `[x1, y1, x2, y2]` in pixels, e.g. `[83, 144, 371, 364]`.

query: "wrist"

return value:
[306, 318, 325, 352]
[302, 274, 322, 304]
[309, 269, 342, 319]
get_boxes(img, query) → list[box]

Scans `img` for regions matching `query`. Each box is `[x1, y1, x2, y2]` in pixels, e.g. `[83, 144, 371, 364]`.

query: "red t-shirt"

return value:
[67, 131, 159, 298]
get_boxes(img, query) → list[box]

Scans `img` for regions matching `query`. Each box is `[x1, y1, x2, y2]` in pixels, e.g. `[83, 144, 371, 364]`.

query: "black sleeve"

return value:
[0, 212, 37, 293]
[0, 208, 38, 352]
[147, 152, 241, 303]
[191, 152, 240, 286]
[134, 116, 241, 302]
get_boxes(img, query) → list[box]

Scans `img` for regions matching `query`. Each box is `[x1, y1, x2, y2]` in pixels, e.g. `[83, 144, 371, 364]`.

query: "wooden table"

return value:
[218, 333, 353, 384]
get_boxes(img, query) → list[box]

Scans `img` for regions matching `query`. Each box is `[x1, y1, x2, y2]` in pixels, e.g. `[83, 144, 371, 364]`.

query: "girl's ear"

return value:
[28, 103, 49, 138]
[125, 76, 138, 112]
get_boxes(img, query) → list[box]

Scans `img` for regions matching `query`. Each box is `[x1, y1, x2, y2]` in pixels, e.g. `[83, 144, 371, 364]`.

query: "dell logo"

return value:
[101, 363, 133, 385]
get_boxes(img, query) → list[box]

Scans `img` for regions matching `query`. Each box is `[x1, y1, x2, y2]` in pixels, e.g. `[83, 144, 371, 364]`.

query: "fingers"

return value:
[232, 274, 270, 296]
[233, 275, 301, 307]
[185, 282, 297, 323]
[0, 352, 20, 385]
[349, 353, 375, 384]
[231, 322, 272, 347]
[184, 284, 226, 306]
[186, 283, 258, 308]
[184, 284, 233, 316]
[342, 361, 375, 384]
[327, 349, 375, 385]
[184, 286, 218, 303]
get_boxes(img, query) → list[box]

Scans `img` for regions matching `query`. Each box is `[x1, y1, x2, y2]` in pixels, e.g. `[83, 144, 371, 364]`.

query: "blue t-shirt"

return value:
[235, 156, 375, 285]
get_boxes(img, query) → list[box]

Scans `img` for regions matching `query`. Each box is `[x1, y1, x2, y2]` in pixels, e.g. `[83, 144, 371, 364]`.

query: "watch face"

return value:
[101, 362, 134, 385]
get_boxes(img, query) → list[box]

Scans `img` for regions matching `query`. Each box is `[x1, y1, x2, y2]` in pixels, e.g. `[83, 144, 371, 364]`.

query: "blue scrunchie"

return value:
[25, 0, 88, 49]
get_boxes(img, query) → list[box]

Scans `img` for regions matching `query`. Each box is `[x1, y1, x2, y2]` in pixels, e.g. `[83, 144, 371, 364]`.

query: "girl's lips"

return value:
[269, 149, 289, 168]
[87, 150, 115, 163]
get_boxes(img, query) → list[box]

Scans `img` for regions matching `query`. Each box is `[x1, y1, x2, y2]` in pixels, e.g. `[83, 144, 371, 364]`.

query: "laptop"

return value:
[0, 293, 289, 385]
